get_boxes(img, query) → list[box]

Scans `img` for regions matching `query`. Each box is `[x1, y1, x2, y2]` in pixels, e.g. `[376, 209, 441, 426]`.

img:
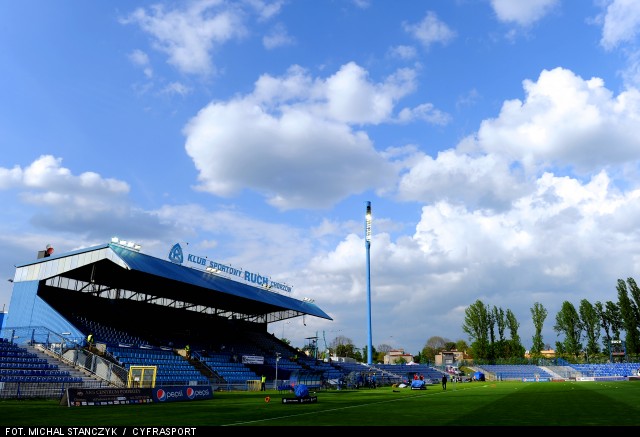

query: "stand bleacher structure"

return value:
[0, 241, 334, 397]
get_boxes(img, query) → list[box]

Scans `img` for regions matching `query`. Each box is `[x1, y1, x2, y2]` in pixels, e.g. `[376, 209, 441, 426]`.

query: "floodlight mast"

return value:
[365, 201, 373, 365]
[274, 352, 281, 390]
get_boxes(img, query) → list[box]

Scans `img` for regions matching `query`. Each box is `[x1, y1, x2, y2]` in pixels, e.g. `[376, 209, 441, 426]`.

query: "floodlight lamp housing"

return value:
[365, 202, 372, 242]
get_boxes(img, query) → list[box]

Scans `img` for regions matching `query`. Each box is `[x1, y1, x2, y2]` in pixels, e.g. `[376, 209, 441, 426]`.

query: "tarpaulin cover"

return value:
[294, 384, 309, 398]
[410, 379, 426, 389]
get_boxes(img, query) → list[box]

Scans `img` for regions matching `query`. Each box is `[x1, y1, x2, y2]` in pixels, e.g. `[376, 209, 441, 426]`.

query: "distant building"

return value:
[434, 349, 466, 367]
[525, 349, 555, 359]
[384, 349, 413, 364]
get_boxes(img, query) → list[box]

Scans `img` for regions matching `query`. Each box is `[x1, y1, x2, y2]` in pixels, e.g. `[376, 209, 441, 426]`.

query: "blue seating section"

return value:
[0, 338, 82, 384]
[199, 353, 260, 383]
[306, 360, 343, 381]
[477, 364, 553, 380]
[570, 362, 640, 377]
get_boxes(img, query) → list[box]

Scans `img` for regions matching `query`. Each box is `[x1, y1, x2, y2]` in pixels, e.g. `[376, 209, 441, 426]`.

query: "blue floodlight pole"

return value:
[365, 201, 373, 365]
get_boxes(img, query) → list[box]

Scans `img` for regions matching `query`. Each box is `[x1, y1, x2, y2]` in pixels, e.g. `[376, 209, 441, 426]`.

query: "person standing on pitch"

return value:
[261, 374, 267, 391]
[441, 374, 447, 390]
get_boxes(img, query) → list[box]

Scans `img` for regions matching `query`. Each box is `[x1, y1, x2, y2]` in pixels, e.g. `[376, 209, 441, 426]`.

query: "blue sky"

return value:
[2, 0, 640, 356]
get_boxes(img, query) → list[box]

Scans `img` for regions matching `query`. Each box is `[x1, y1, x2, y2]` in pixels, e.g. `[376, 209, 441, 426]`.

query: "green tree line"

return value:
[459, 277, 640, 363]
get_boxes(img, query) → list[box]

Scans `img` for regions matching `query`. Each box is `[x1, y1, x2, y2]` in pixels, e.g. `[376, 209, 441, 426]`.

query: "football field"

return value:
[1, 380, 639, 427]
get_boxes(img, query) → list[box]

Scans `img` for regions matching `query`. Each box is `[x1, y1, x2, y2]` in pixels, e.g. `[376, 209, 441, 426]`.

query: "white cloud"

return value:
[397, 103, 452, 125]
[351, 0, 370, 9]
[387, 45, 417, 60]
[2, 155, 129, 200]
[128, 49, 153, 78]
[600, 0, 640, 51]
[456, 88, 481, 109]
[120, 0, 248, 76]
[467, 67, 640, 173]
[397, 150, 526, 210]
[0, 156, 174, 239]
[245, 0, 285, 21]
[263, 22, 294, 49]
[153, 203, 313, 272]
[182, 62, 442, 209]
[161, 82, 191, 96]
[321, 63, 418, 124]
[490, 0, 559, 27]
[403, 11, 456, 49]
[620, 49, 640, 88]
[184, 97, 395, 209]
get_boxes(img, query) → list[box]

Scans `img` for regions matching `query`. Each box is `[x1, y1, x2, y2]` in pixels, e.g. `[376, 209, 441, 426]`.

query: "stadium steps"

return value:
[538, 365, 567, 380]
[187, 354, 220, 383]
[26, 343, 103, 386]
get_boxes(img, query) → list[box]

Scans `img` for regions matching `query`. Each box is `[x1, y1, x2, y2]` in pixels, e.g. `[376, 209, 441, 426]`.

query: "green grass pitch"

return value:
[1, 381, 639, 427]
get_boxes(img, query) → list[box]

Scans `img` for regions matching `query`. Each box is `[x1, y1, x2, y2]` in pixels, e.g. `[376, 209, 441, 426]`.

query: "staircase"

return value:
[27, 343, 110, 387]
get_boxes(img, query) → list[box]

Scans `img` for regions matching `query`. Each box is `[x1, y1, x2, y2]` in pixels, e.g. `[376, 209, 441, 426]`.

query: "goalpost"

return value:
[128, 366, 157, 388]
[247, 379, 261, 391]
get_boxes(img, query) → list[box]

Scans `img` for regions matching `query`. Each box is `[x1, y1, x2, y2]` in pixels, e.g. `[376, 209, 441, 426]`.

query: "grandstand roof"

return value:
[14, 242, 332, 325]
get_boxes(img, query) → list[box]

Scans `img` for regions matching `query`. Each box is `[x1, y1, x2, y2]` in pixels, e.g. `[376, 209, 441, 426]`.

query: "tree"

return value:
[605, 300, 623, 340]
[335, 343, 358, 359]
[331, 335, 362, 360]
[425, 336, 448, 350]
[376, 343, 393, 354]
[420, 345, 437, 364]
[530, 302, 547, 355]
[555, 341, 565, 355]
[361, 345, 377, 363]
[462, 300, 491, 360]
[421, 336, 449, 364]
[374, 344, 392, 363]
[491, 306, 507, 358]
[505, 309, 525, 358]
[616, 279, 640, 355]
[595, 300, 623, 355]
[455, 339, 470, 355]
[330, 335, 352, 349]
[595, 301, 610, 354]
[624, 278, 640, 354]
[553, 301, 583, 359]
[627, 278, 640, 319]
[494, 306, 506, 342]
[578, 299, 600, 361]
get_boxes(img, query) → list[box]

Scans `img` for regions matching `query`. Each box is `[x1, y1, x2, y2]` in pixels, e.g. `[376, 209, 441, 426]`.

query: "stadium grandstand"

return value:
[0, 240, 343, 397]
